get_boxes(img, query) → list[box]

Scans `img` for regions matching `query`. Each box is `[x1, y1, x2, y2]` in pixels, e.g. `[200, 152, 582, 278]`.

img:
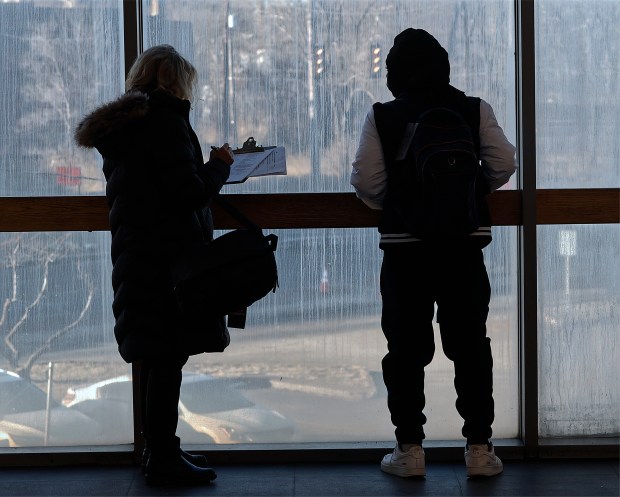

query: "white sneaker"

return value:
[380, 444, 425, 477]
[465, 443, 503, 477]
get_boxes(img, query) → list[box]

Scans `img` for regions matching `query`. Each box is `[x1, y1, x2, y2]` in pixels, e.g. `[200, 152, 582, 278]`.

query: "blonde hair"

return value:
[125, 44, 197, 101]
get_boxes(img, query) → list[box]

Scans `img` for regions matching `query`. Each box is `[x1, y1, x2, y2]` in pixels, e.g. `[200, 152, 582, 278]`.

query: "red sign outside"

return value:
[56, 166, 81, 186]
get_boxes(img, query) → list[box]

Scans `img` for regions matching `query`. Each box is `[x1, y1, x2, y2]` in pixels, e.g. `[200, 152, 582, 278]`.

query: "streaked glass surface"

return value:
[143, 0, 517, 196]
[180, 227, 518, 443]
[537, 225, 620, 438]
[0, 0, 519, 447]
[0, 0, 122, 197]
[535, 0, 619, 188]
[535, 0, 620, 439]
[0, 231, 129, 448]
[142, 0, 518, 444]
[0, 1, 130, 449]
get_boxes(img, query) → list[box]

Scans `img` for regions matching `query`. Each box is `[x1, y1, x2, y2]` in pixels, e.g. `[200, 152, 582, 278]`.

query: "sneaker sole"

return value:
[380, 462, 425, 478]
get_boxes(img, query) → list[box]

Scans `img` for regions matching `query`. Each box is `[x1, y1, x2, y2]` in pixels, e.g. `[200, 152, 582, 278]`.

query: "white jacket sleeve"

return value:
[479, 99, 517, 192]
[350, 108, 387, 210]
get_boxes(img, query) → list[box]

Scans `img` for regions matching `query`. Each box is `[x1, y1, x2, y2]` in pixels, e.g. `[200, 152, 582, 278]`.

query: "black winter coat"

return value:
[75, 89, 230, 362]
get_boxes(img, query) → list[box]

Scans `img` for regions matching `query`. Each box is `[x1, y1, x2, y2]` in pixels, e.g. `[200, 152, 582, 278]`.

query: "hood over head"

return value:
[386, 28, 450, 98]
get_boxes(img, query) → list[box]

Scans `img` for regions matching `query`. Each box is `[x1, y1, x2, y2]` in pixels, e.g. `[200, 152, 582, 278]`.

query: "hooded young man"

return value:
[351, 28, 516, 478]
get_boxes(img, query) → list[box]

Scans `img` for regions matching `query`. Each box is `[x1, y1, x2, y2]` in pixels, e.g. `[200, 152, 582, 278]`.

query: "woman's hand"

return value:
[210, 143, 235, 166]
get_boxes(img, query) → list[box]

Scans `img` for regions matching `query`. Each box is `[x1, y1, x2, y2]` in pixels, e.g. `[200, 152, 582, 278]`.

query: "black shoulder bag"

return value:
[172, 194, 278, 329]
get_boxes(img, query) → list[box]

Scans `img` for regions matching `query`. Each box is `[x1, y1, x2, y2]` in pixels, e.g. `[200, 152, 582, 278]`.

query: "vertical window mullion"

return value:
[122, 0, 144, 459]
[516, 0, 539, 456]
[123, 0, 143, 77]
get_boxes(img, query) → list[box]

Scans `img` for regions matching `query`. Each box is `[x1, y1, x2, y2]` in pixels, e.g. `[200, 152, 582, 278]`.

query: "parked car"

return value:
[0, 368, 107, 447]
[0, 430, 10, 447]
[64, 372, 295, 444]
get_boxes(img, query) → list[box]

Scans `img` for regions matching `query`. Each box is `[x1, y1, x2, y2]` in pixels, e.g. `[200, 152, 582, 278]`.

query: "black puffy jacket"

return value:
[75, 89, 230, 362]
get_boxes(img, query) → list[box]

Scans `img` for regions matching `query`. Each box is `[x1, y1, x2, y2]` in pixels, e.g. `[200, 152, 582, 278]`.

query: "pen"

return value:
[210, 146, 219, 151]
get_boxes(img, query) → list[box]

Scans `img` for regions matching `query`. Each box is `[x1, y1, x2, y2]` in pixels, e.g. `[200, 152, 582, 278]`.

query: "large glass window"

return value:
[0, 1, 130, 450]
[141, 0, 518, 444]
[537, 225, 620, 438]
[0, 231, 130, 448]
[143, 0, 517, 195]
[1, 0, 522, 448]
[181, 227, 518, 443]
[535, 0, 620, 439]
[535, 0, 619, 189]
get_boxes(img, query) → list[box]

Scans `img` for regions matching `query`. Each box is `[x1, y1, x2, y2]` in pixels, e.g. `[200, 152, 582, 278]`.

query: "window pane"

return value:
[0, 1, 123, 196]
[536, 0, 620, 188]
[143, 0, 517, 194]
[142, 0, 518, 444]
[179, 227, 519, 444]
[0, 232, 131, 448]
[538, 225, 620, 437]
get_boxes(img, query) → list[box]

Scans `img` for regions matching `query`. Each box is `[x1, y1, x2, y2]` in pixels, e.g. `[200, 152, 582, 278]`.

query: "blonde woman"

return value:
[76, 45, 234, 486]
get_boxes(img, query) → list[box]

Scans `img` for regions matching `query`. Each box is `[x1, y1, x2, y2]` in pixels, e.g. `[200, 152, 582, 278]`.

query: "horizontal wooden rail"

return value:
[0, 189, 617, 232]
[536, 189, 619, 224]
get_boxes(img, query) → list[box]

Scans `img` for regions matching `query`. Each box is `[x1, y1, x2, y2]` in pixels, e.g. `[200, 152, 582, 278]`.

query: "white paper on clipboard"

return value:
[226, 146, 287, 184]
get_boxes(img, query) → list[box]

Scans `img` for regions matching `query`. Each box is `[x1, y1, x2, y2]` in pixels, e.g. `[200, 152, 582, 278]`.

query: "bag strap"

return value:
[213, 193, 262, 233]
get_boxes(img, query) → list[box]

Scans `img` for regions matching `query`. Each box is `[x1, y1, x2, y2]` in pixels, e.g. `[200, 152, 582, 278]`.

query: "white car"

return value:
[64, 372, 295, 444]
[0, 369, 107, 447]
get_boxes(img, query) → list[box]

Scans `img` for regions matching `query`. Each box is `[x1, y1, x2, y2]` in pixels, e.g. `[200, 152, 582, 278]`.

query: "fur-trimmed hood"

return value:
[74, 91, 150, 157]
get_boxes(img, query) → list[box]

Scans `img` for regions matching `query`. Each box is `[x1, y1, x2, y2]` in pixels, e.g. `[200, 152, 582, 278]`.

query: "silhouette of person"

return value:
[351, 28, 516, 478]
[76, 44, 234, 486]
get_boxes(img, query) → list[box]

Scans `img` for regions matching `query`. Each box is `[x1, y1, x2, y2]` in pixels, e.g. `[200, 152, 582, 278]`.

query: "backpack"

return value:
[172, 194, 278, 330]
[394, 102, 482, 239]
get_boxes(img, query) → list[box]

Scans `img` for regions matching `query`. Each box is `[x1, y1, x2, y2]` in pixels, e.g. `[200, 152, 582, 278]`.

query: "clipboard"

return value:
[226, 137, 287, 184]
[232, 136, 275, 154]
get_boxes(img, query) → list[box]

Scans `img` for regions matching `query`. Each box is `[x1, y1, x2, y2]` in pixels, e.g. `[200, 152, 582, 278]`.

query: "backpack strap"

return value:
[374, 92, 481, 158]
[467, 96, 481, 155]
[373, 101, 404, 160]
[373, 100, 417, 172]
[465, 96, 481, 158]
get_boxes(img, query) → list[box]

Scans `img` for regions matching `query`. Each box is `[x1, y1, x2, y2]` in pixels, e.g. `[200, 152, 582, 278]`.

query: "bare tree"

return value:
[0, 233, 95, 381]
[16, 5, 115, 195]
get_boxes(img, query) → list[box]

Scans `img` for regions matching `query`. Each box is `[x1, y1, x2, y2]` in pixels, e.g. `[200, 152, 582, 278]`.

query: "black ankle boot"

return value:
[141, 446, 209, 474]
[144, 448, 216, 486]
